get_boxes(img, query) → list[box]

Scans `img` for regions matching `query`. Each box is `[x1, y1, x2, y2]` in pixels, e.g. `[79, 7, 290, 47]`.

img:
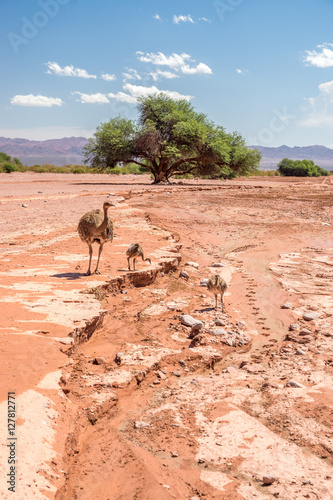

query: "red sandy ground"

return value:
[0, 172, 332, 500]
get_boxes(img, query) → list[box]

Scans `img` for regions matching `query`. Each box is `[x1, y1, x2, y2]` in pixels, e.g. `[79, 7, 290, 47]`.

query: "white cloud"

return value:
[153, 14, 161, 21]
[45, 61, 96, 79]
[318, 80, 333, 94]
[299, 79, 333, 127]
[150, 69, 179, 81]
[101, 73, 116, 81]
[72, 92, 109, 104]
[235, 68, 249, 75]
[173, 14, 195, 24]
[199, 17, 210, 22]
[136, 51, 213, 76]
[303, 43, 333, 68]
[181, 62, 212, 75]
[122, 68, 142, 82]
[10, 94, 63, 107]
[137, 51, 192, 68]
[108, 83, 193, 103]
[108, 91, 137, 104]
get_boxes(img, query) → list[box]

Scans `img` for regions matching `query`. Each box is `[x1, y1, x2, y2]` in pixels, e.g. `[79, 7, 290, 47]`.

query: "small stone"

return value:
[298, 335, 313, 344]
[289, 323, 300, 331]
[286, 380, 305, 388]
[225, 338, 234, 346]
[153, 379, 161, 385]
[299, 329, 312, 335]
[171, 371, 181, 377]
[171, 451, 178, 457]
[93, 357, 106, 365]
[281, 302, 293, 309]
[185, 261, 199, 268]
[215, 318, 225, 326]
[210, 263, 225, 268]
[179, 270, 189, 280]
[111, 381, 119, 388]
[296, 347, 305, 355]
[59, 338, 74, 345]
[115, 353, 123, 364]
[303, 312, 320, 321]
[108, 193, 116, 196]
[198, 458, 205, 464]
[212, 328, 227, 336]
[135, 371, 146, 384]
[180, 314, 203, 329]
[200, 278, 209, 287]
[263, 475, 276, 485]
[22, 203, 28, 208]
[156, 370, 166, 380]
[134, 421, 150, 429]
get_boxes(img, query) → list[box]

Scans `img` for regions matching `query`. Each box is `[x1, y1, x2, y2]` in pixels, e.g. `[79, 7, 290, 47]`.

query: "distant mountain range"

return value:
[1, 136, 333, 170]
[0, 136, 88, 166]
[249, 145, 333, 170]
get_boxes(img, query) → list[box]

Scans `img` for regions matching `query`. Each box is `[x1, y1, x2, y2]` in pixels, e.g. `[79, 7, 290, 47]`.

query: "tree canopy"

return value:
[84, 94, 261, 183]
[277, 158, 329, 177]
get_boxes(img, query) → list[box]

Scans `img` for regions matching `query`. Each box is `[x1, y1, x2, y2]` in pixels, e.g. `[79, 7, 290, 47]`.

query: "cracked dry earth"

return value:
[0, 173, 332, 500]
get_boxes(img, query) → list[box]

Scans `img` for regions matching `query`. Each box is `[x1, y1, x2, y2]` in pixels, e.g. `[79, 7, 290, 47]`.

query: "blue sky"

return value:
[1, 0, 333, 147]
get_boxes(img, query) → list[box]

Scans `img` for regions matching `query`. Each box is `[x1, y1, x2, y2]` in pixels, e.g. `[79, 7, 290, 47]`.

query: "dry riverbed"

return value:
[0, 172, 332, 499]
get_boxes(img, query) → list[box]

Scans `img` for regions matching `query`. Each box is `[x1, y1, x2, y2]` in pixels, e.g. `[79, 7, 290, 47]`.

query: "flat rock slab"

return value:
[180, 314, 203, 329]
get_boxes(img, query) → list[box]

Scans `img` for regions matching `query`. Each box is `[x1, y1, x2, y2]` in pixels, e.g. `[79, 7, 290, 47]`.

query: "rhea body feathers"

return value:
[126, 243, 151, 271]
[78, 201, 114, 275]
[207, 274, 227, 311]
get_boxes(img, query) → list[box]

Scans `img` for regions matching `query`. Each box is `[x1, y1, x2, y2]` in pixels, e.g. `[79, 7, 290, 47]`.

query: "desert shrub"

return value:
[0, 152, 11, 162]
[121, 163, 145, 175]
[73, 168, 85, 174]
[111, 167, 122, 175]
[29, 165, 48, 173]
[3, 162, 18, 173]
[278, 158, 329, 177]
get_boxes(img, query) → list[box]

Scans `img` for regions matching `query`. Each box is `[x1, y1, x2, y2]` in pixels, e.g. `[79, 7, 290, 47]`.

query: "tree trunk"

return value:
[152, 172, 170, 184]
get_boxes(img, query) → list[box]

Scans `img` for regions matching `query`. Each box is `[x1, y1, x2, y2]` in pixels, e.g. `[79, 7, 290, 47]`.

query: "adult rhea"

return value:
[78, 201, 114, 276]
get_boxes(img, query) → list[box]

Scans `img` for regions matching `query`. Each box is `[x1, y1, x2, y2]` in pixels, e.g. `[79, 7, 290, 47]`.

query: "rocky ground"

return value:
[0, 173, 332, 500]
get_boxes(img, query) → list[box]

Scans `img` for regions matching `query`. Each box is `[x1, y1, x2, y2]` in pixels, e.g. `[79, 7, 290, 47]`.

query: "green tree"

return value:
[84, 94, 260, 183]
[0, 152, 12, 163]
[278, 158, 329, 177]
[3, 162, 17, 173]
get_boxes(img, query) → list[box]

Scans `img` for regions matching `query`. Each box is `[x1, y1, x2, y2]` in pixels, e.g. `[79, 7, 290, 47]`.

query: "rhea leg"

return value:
[221, 291, 225, 312]
[215, 294, 218, 310]
[85, 243, 93, 276]
[133, 258, 136, 271]
[94, 243, 104, 274]
[127, 256, 131, 270]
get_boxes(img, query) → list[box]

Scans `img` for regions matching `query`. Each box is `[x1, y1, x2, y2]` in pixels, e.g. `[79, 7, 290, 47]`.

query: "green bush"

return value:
[3, 162, 18, 173]
[73, 168, 85, 174]
[278, 158, 329, 177]
[0, 152, 11, 162]
[112, 167, 122, 175]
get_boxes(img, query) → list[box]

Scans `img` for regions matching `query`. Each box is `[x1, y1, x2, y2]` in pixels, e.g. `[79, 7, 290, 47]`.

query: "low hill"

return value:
[1, 137, 333, 170]
[0, 136, 88, 166]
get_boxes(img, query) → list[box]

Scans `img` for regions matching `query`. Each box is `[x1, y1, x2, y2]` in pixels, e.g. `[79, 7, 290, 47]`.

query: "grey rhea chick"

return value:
[126, 243, 151, 271]
[78, 201, 114, 276]
[207, 274, 227, 311]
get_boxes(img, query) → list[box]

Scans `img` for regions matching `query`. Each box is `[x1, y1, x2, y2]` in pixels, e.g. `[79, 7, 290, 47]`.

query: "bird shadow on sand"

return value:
[194, 307, 215, 313]
[52, 272, 85, 280]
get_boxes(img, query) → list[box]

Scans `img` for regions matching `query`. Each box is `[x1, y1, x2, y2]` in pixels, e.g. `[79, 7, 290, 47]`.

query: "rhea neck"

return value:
[96, 204, 110, 233]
